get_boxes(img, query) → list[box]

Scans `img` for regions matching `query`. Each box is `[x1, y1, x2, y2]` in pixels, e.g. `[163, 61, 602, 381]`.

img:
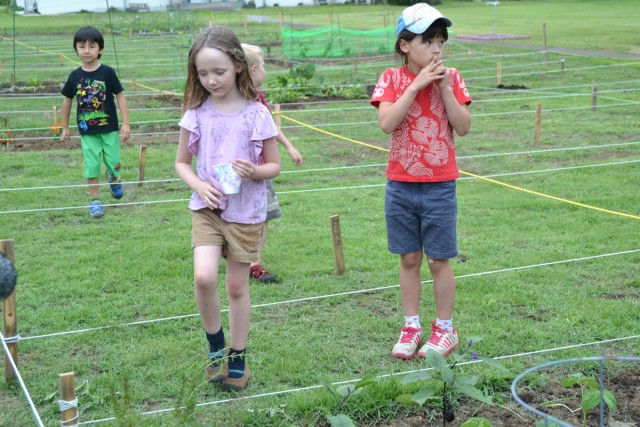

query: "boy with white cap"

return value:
[370, 3, 472, 360]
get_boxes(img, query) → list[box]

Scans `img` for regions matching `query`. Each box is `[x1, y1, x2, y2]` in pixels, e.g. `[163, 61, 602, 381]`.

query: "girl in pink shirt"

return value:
[175, 26, 280, 391]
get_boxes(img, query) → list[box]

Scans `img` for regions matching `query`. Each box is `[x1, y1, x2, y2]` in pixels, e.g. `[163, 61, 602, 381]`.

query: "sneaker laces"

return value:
[399, 326, 420, 343]
[428, 324, 448, 345]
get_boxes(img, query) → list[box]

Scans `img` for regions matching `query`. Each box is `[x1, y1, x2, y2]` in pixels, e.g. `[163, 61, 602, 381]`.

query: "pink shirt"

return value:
[179, 98, 278, 224]
[371, 65, 471, 182]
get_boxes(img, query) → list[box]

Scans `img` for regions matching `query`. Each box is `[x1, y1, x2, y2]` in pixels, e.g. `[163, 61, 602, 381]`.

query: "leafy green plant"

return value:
[321, 374, 379, 427]
[266, 63, 366, 103]
[397, 339, 507, 425]
[541, 372, 617, 427]
[459, 418, 493, 427]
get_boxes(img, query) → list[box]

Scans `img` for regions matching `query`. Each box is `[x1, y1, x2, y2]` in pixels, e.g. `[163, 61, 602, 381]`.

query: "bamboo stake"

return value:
[1, 240, 17, 382]
[274, 104, 281, 128]
[138, 145, 147, 187]
[59, 372, 78, 426]
[543, 23, 548, 64]
[330, 215, 345, 276]
[497, 63, 502, 85]
[534, 104, 542, 145]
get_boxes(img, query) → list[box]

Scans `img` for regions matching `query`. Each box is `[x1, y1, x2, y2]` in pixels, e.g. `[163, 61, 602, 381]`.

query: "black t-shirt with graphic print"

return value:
[61, 64, 124, 135]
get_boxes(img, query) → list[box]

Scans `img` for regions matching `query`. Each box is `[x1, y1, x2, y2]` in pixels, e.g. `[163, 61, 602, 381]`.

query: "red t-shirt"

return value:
[371, 65, 471, 182]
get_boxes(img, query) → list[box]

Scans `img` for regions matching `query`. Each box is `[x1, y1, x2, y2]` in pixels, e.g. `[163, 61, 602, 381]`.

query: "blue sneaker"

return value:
[89, 200, 104, 218]
[106, 171, 123, 199]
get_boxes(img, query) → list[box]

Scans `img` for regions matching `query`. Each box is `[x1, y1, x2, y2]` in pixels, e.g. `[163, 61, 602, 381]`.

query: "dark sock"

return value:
[206, 328, 225, 354]
[227, 348, 246, 379]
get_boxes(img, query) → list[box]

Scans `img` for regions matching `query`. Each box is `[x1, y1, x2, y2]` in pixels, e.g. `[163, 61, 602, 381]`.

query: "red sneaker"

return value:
[418, 321, 458, 358]
[391, 325, 423, 359]
[249, 264, 277, 283]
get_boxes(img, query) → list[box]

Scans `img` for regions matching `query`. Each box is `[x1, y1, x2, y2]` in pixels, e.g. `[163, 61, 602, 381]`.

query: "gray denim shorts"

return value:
[384, 180, 458, 259]
[265, 178, 282, 221]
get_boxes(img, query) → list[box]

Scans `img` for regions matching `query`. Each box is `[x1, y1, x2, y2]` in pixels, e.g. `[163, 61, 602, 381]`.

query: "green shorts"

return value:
[81, 131, 121, 179]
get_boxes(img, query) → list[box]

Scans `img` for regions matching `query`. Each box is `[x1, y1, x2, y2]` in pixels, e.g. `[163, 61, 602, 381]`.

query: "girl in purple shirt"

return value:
[175, 26, 280, 391]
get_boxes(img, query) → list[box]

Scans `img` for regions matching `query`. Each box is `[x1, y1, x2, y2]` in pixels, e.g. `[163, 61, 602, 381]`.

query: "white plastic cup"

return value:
[213, 162, 242, 195]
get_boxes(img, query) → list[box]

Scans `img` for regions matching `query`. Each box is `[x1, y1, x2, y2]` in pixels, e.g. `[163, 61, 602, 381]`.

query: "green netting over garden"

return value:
[281, 25, 395, 59]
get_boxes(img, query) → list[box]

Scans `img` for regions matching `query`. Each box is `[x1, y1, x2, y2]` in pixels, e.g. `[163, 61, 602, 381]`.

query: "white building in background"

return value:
[30, 1, 174, 15]
[29, 0, 356, 15]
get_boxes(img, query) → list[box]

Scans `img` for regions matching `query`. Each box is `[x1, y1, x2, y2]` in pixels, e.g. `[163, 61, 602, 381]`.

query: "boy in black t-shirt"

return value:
[61, 26, 130, 218]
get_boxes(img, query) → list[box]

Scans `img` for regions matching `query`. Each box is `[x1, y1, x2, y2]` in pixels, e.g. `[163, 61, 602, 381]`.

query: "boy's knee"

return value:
[401, 251, 423, 269]
[426, 257, 450, 272]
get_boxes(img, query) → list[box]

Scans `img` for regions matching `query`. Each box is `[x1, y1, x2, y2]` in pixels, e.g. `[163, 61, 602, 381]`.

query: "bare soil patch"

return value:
[370, 368, 640, 427]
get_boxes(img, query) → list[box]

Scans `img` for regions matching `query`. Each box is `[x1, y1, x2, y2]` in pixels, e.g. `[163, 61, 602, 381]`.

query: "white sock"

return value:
[436, 318, 453, 331]
[404, 315, 421, 329]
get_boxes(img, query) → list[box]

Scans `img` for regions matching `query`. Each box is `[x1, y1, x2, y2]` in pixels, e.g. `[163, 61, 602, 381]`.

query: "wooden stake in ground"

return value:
[543, 23, 548, 64]
[274, 104, 281, 128]
[1, 239, 18, 382]
[59, 372, 79, 426]
[138, 145, 147, 187]
[330, 215, 345, 276]
[534, 103, 542, 145]
[497, 63, 502, 85]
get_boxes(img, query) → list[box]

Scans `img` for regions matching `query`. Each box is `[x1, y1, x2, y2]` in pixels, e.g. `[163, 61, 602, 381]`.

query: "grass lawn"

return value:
[1, 1, 639, 426]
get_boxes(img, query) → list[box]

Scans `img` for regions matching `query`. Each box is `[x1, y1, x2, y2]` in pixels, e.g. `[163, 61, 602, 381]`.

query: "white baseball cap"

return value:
[396, 3, 452, 37]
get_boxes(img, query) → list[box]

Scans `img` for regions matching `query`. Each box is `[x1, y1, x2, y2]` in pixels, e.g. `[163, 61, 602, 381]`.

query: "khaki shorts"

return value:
[191, 208, 264, 264]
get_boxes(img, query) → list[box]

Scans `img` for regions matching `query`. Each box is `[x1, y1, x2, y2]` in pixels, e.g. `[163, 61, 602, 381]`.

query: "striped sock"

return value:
[227, 348, 246, 379]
